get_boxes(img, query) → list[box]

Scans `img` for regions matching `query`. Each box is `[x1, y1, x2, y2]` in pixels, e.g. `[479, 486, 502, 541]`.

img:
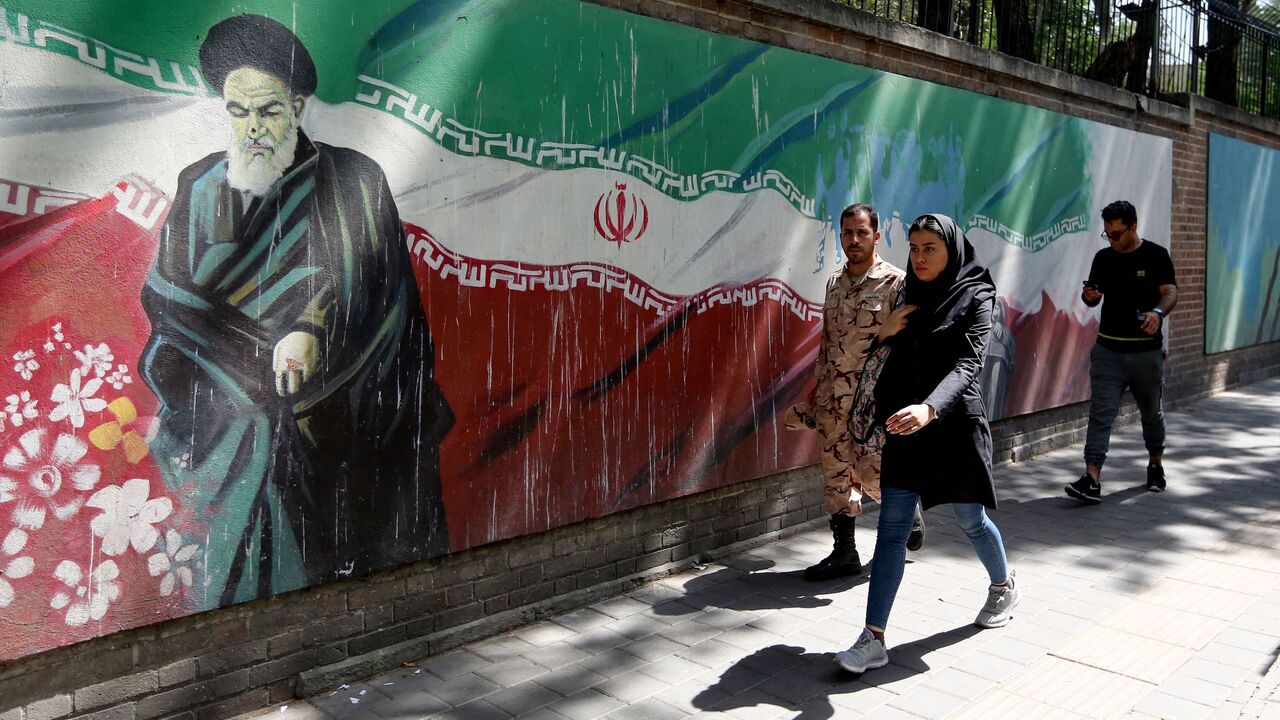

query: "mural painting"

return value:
[1207, 132, 1280, 353]
[0, 0, 1171, 660]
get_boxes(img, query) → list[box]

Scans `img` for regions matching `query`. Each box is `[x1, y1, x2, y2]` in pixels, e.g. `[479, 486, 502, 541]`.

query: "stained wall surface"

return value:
[1206, 132, 1280, 353]
[0, 0, 1177, 664]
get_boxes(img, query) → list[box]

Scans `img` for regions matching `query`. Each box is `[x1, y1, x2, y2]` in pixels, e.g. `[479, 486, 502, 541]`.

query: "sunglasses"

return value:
[1100, 224, 1132, 242]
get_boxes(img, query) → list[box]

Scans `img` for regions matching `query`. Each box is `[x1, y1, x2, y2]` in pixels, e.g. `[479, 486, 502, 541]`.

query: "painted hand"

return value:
[273, 331, 318, 397]
[886, 403, 936, 435]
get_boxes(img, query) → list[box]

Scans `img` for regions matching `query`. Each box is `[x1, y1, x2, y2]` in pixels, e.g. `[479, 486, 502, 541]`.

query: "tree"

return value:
[917, 0, 957, 35]
[1124, 0, 1160, 94]
[1095, 0, 1115, 44]
[993, 0, 1040, 59]
[1206, 0, 1243, 105]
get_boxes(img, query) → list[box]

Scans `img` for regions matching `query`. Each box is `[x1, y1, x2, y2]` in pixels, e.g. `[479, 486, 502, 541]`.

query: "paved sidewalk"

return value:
[249, 378, 1280, 720]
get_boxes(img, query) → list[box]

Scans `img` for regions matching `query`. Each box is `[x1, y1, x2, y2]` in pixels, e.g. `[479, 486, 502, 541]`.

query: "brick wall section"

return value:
[4, 1, 1280, 718]
[0, 467, 826, 719]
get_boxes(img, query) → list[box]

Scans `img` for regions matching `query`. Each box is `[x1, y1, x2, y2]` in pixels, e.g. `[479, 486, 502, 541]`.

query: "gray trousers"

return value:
[1084, 344, 1166, 467]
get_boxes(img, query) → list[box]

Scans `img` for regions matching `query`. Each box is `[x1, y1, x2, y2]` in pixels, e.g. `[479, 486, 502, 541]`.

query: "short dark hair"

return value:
[200, 14, 318, 97]
[840, 203, 878, 232]
[907, 214, 945, 238]
[1101, 200, 1137, 226]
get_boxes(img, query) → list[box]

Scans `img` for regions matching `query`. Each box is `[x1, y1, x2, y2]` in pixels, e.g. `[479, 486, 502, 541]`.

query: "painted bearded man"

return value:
[140, 14, 452, 608]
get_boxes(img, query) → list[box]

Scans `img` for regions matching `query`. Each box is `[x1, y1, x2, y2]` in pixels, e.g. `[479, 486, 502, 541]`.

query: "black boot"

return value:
[907, 501, 926, 552]
[804, 514, 861, 581]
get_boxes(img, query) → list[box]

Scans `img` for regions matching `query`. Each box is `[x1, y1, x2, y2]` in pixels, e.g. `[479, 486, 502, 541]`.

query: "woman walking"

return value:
[835, 213, 1020, 674]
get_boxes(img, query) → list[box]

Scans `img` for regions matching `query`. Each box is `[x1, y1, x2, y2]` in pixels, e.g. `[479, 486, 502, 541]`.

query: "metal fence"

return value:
[833, 0, 1280, 119]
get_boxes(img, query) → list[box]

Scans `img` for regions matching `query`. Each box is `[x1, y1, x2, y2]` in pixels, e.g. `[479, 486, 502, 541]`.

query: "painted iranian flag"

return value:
[0, 0, 1171, 658]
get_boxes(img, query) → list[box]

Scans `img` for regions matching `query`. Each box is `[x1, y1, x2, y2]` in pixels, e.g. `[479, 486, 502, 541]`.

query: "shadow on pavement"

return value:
[665, 382, 1280, 716]
[651, 563, 872, 617]
[694, 625, 982, 719]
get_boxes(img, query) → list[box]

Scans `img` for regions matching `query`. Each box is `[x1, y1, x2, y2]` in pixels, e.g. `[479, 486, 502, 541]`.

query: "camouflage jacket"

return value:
[813, 256, 905, 412]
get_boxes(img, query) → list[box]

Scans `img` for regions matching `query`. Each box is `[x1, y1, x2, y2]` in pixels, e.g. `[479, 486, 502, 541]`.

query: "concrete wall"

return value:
[1, 0, 1278, 718]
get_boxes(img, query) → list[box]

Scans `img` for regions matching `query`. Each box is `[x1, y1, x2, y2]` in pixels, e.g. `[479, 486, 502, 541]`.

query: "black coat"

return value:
[874, 294, 997, 510]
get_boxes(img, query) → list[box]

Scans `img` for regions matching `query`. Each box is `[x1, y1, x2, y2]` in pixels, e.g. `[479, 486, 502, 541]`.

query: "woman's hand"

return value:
[886, 403, 936, 435]
[878, 305, 917, 342]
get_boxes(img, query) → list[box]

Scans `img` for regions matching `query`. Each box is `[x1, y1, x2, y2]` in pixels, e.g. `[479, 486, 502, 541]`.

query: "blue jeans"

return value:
[865, 487, 1009, 630]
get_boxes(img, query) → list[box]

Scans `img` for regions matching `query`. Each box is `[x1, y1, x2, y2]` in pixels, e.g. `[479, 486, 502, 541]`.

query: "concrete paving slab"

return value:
[246, 378, 1280, 720]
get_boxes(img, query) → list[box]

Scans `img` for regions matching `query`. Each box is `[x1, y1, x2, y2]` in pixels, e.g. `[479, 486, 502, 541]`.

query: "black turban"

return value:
[199, 14, 317, 96]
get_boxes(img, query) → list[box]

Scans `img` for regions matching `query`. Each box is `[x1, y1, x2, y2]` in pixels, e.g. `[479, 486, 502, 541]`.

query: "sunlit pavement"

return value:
[247, 377, 1280, 720]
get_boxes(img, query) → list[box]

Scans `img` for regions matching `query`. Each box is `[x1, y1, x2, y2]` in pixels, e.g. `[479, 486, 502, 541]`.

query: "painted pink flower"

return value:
[0, 428, 101, 529]
[50, 559, 120, 625]
[86, 478, 172, 556]
[48, 368, 108, 428]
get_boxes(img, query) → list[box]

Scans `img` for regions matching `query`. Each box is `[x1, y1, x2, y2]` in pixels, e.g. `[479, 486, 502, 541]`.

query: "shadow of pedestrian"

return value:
[1051, 483, 1150, 508]
[693, 625, 983, 719]
[651, 560, 871, 618]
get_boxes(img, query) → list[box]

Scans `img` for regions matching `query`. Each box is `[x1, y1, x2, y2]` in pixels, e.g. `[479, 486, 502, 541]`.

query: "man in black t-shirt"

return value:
[1066, 200, 1179, 504]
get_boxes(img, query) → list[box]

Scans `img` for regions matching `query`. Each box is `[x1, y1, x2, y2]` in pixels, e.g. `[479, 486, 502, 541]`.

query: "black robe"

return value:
[140, 132, 452, 607]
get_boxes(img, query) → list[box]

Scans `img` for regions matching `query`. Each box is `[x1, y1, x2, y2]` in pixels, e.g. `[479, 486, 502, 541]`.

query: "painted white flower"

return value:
[48, 369, 107, 428]
[106, 364, 133, 391]
[0, 428, 101, 529]
[50, 559, 120, 625]
[0, 527, 35, 607]
[86, 478, 172, 556]
[45, 323, 70, 353]
[11, 350, 38, 381]
[4, 391, 38, 428]
[74, 343, 114, 379]
[148, 529, 199, 596]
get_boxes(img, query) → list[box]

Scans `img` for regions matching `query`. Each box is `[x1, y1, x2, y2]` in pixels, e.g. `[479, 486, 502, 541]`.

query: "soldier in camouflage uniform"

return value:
[791, 204, 925, 581]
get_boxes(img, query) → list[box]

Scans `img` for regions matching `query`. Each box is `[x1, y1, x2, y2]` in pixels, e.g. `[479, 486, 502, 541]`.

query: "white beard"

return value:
[226, 123, 298, 197]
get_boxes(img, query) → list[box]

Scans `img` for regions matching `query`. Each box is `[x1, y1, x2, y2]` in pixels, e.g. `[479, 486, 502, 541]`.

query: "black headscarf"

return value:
[903, 213, 996, 334]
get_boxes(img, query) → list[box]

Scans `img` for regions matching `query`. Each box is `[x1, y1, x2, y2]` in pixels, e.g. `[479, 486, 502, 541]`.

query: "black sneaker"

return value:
[1146, 464, 1166, 492]
[1065, 474, 1101, 504]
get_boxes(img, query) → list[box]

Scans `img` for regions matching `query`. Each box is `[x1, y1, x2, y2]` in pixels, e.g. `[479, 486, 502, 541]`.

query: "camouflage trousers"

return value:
[816, 406, 882, 517]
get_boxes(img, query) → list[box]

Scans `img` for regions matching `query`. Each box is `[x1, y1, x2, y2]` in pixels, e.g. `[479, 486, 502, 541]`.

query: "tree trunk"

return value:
[1095, 0, 1114, 46]
[993, 0, 1039, 60]
[1126, 0, 1159, 94]
[918, 0, 956, 36]
[1207, 0, 1242, 105]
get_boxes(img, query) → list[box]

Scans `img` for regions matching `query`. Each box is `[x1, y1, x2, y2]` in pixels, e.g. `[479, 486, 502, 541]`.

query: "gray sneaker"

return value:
[834, 628, 889, 673]
[975, 569, 1020, 628]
